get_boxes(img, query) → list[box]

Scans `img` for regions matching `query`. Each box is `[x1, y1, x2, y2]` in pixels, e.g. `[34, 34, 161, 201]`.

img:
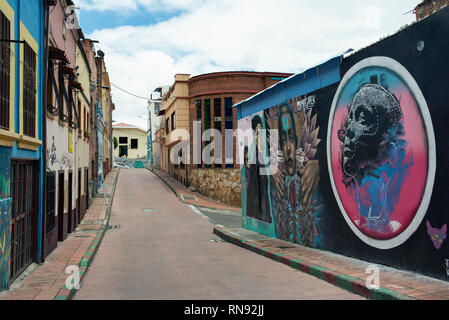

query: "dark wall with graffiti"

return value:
[0, 147, 12, 289]
[240, 7, 449, 281]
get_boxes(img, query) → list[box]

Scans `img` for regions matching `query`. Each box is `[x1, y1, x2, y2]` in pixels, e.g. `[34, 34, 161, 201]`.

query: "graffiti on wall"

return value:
[46, 136, 74, 171]
[245, 113, 272, 223]
[267, 98, 324, 247]
[0, 147, 11, 289]
[328, 57, 436, 249]
[427, 221, 447, 250]
[239, 94, 327, 247]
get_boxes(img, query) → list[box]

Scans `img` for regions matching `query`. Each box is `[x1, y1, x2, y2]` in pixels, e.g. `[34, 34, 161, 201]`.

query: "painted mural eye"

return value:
[282, 133, 287, 145]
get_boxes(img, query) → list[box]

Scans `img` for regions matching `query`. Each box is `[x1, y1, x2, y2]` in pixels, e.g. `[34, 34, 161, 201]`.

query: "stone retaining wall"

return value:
[189, 168, 241, 207]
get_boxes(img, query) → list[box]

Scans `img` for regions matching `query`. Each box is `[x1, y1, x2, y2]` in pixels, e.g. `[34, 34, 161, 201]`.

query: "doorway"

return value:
[68, 171, 73, 233]
[10, 161, 38, 281]
[57, 171, 65, 241]
[77, 168, 81, 225]
[119, 145, 128, 158]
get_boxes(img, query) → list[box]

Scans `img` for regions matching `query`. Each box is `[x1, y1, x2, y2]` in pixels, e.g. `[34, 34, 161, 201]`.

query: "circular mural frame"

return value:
[326, 56, 436, 250]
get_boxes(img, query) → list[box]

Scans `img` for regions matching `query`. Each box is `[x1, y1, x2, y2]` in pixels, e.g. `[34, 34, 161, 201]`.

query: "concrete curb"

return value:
[147, 168, 187, 204]
[213, 226, 417, 300]
[54, 170, 120, 300]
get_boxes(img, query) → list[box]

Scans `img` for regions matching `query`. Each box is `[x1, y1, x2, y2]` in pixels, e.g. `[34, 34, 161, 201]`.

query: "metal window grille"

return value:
[0, 11, 11, 130]
[46, 172, 56, 233]
[11, 162, 36, 280]
[23, 42, 36, 137]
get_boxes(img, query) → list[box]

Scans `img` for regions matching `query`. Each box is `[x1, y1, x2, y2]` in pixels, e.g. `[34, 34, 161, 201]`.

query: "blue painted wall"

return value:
[0, 0, 45, 289]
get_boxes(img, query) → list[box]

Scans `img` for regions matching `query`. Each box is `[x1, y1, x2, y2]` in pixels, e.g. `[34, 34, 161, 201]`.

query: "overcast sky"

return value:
[76, 0, 421, 130]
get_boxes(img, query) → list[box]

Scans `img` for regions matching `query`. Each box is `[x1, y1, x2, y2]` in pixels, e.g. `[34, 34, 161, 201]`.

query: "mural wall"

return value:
[240, 7, 449, 281]
[0, 147, 11, 289]
[328, 57, 434, 249]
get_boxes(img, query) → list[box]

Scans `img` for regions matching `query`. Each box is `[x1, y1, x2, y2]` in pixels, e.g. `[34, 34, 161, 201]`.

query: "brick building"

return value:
[186, 71, 292, 207]
[415, 0, 449, 20]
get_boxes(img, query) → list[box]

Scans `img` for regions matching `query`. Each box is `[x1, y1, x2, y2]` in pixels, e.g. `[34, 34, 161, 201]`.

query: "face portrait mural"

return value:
[328, 57, 436, 249]
[270, 102, 324, 247]
[246, 114, 272, 224]
[279, 105, 298, 176]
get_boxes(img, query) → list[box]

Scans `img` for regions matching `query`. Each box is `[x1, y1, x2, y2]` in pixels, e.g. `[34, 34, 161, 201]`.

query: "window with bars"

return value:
[225, 98, 233, 168]
[0, 11, 11, 130]
[11, 162, 36, 279]
[23, 42, 37, 137]
[46, 172, 56, 233]
[204, 99, 211, 168]
[214, 98, 222, 168]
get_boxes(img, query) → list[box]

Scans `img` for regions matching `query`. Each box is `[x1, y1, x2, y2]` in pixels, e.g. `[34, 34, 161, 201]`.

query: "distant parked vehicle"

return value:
[113, 162, 129, 169]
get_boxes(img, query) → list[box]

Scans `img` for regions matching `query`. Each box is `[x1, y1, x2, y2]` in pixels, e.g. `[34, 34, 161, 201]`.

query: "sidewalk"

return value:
[149, 167, 241, 213]
[0, 169, 120, 300]
[214, 226, 449, 300]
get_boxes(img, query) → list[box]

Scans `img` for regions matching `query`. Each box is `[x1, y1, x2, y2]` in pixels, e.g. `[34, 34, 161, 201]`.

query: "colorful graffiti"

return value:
[245, 113, 271, 223]
[0, 147, 11, 289]
[328, 57, 436, 249]
[427, 221, 447, 250]
[239, 94, 326, 247]
[134, 161, 145, 168]
[268, 99, 324, 247]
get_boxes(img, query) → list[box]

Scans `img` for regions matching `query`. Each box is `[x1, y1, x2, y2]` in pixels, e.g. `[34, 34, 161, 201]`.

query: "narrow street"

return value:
[75, 169, 362, 300]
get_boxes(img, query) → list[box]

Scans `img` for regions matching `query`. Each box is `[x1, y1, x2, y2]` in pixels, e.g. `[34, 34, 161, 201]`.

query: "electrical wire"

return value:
[110, 82, 149, 101]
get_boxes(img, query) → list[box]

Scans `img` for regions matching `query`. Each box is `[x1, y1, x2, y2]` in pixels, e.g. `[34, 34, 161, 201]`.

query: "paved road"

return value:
[191, 205, 243, 229]
[75, 169, 363, 300]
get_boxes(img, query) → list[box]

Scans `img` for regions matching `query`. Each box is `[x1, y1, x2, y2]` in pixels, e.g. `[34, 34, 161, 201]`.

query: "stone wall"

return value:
[189, 168, 241, 207]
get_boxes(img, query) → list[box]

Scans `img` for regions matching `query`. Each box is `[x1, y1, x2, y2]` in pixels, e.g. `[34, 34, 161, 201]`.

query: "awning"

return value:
[69, 80, 83, 92]
[49, 46, 70, 64]
[60, 65, 76, 78]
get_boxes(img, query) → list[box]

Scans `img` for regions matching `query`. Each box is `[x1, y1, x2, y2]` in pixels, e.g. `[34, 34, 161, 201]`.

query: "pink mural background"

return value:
[330, 85, 429, 240]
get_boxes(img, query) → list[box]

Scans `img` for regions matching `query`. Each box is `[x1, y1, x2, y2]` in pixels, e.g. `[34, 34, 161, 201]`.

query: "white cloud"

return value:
[76, 0, 205, 13]
[86, 0, 420, 130]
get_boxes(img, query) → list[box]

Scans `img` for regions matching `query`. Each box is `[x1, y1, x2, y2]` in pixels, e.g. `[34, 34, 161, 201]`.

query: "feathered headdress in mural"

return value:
[300, 109, 321, 164]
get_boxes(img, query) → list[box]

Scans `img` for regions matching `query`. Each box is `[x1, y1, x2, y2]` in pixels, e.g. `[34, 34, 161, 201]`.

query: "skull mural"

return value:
[339, 84, 403, 184]
[328, 57, 435, 248]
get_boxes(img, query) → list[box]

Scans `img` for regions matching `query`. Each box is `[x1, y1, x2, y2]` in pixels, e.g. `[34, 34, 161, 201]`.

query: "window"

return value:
[214, 98, 222, 168]
[166, 118, 169, 134]
[0, 11, 11, 130]
[46, 172, 56, 233]
[214, 98, 221, 129]
[23, 42, 37, 137]
[195, 100, 202, 121]
[77, 99, 82, 135]
[204, 99, 211, 168]
[154, 102, 160, 114]
[84, 107, 87, 134]
[225, 98, 233, 168]
[171, 112, 176, 130]
[58, 71, 66, 117]
[131, 139, 138, 149]
[119, 137, 128, 144]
